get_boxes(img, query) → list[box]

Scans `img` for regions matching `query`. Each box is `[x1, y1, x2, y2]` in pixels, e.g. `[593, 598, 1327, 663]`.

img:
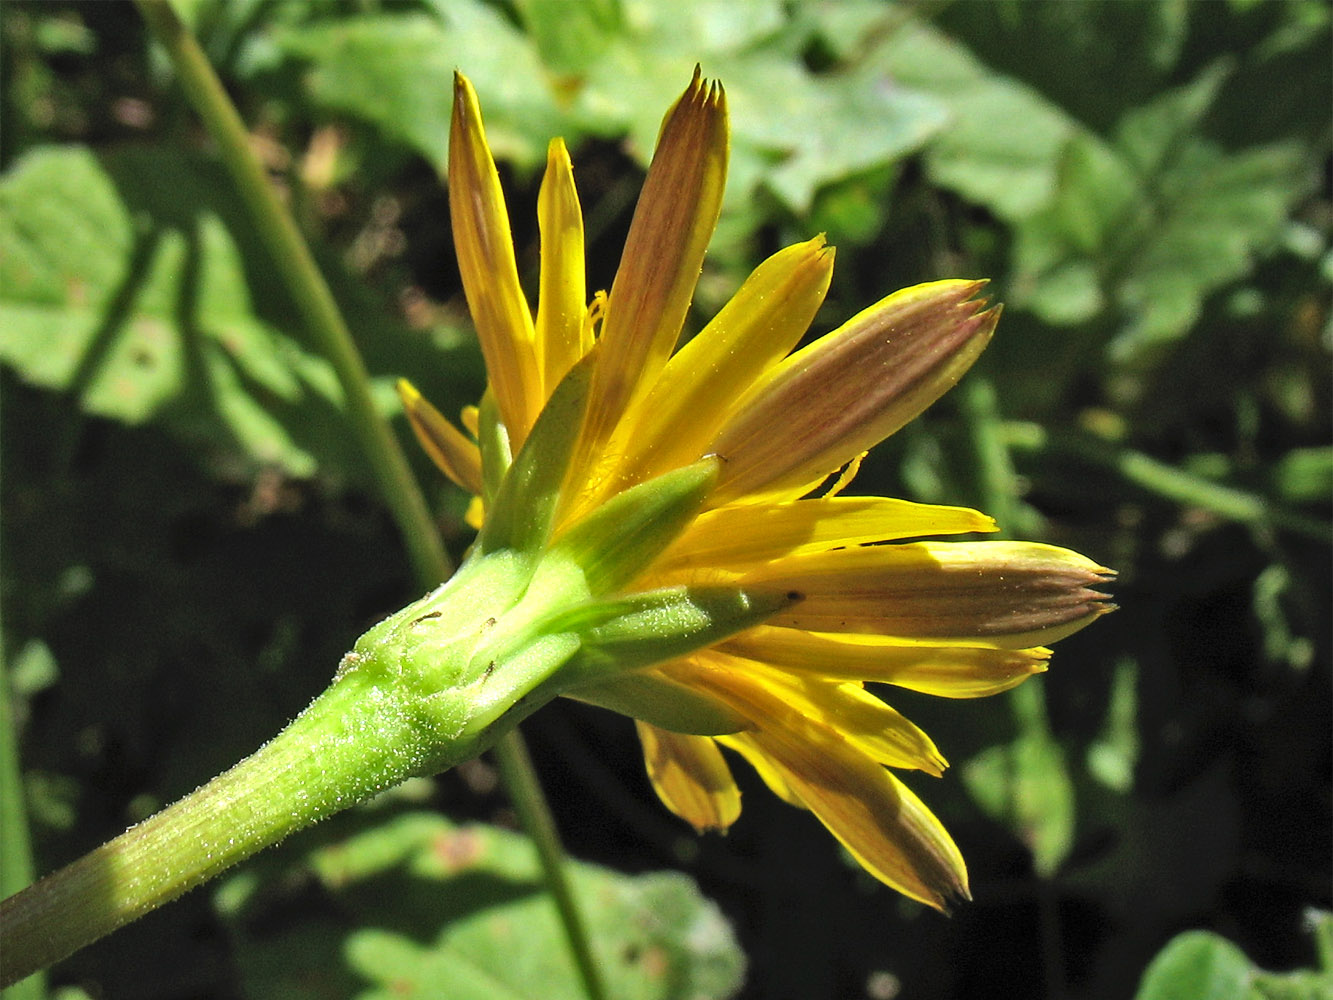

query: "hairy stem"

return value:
[1, 668, 445, 987]
[4, 7, 606, 997]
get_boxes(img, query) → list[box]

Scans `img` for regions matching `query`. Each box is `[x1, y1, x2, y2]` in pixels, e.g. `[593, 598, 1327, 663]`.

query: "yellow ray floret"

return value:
[636, 720, 740, 834]
[403, 68, 1116, 910]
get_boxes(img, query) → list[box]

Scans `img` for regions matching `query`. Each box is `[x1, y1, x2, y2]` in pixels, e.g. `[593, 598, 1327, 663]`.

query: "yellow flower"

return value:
[398, 69, 1113, 910]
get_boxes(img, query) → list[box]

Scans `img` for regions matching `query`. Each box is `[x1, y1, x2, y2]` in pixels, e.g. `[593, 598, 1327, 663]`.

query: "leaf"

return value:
[1085, 656, 1140, 793]
[871, 18, 1080, 222]
[1133, 931, 1255, 1000]
[1134, 917, 1333, 1000]
[216, 811, 745, 1000]
[277, 5, 568, 171]
[0, 144, 474, 484]
[1273, 447, 1333, 505]
[0, 146, 356, 478]
[273, 1, 947, 214]
[872, 23, 1316, 358]
[512, 0, 623, 77]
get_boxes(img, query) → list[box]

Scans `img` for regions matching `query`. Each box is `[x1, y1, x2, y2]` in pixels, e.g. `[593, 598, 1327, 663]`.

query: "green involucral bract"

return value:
[480, 352, 596, 561]
[349, 406, 780, 766]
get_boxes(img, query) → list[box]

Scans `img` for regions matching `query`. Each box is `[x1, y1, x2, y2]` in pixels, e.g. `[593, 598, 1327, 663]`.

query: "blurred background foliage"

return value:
[1, 1, 1329, 998]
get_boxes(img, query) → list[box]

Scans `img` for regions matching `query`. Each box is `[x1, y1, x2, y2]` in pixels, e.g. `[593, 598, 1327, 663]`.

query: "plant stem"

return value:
[959, 376, 1023, 538]
[1003, 425, 1332, 542]
[122, 8, 604, 999]
[961, 378, 1067, 999]
[493, 729, 609, 1000]
[1, 655, 44, 1000]
[133, 0, 450, 586]
[0, 668, 442, 987]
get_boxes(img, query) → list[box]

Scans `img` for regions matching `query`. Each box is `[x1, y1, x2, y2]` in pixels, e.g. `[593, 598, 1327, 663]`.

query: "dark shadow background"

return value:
[3, 2, 1328, 998]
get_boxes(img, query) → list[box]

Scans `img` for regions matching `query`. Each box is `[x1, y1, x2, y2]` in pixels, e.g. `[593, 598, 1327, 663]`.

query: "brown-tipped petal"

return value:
[720, 626, 1051, 698]
[710, 280, 998, 504]
[696, 671, 969, 909]
[742, 540, 1115, 647]
[636, 721, 741, 833]
[535, 138, 588, 396]
[449, 72, 541, 441]
[565, 69, 729, 509]
[397, 379, 483, 496]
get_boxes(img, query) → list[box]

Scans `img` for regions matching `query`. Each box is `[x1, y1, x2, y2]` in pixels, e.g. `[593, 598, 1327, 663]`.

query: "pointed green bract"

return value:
[552, 586, 797, 684]
[480, 353, 595, 560]
[476, 390, 511, 508]
[553, 457, 720, 596]
[569, 672, 752, 737]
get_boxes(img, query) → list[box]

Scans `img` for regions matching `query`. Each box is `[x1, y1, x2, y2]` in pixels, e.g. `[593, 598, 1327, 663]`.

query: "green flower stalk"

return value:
[1, 67, 1114, 987]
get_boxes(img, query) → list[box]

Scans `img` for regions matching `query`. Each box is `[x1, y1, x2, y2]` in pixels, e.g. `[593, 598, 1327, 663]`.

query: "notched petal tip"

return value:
[451, 71, 480, 131]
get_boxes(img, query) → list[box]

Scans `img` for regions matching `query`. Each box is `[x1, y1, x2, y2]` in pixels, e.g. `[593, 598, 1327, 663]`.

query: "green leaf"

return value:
[0, 145, 374, 479]
[1273, 446, 1333, 504]
[512, 0, 623, 77]
[1134, 917, 1333, 1000]
[1106, 63, 1312, 358]
[868, 22, 1316, 359]
[274, 2, 947, 214]
[1085, 656, 1140, 793]
[872, 19, 1079, 222]
[276, 6, 573, 172]
[1134, 931, 1255, 1000]
[0, 144, 472, 484]
[217, 810, 744, 1000]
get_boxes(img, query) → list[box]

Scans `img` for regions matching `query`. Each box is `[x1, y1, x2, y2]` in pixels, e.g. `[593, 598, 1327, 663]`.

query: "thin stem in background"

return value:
[105, 6, 606, 999]
[493, 730, 608, 1000]
[960, 375, 1066, 1000]
[133, 0, 450, 586]
[1000, 423, 1332, 542]
[1, 645, 44, 1000]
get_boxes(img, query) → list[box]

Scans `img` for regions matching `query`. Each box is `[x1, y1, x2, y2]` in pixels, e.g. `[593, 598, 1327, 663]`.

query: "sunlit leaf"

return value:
[217, 811, 744, 1000]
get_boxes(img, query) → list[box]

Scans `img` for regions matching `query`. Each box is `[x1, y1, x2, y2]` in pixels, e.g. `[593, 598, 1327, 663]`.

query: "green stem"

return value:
[493, 730, 609, 1000]
[1, 659, 44, 1000]
[0, 667, 449, 987]
[959, 376, 1022, 538]
[961, 380, 1066, 997]
[1003, 425, 1332, 542]
[133, 0, 450, 586]
[88, 8, 604, 999]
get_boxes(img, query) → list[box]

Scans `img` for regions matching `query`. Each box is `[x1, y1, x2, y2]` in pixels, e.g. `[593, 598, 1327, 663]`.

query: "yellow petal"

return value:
[720, 625, 1050, 698]
[464, 495, 485, 529]
[636, 721, 741, 833]
[676, 654, 946, 775]
[563, 69, 729, 517]
[741, 540, 1115, 647]
[449, 72, 541, 441]
[396, 379, 483, 496]
[715, 733, 805, 809]
[651, 496, 995, 574]
[535, 138, 588, 396]
[596, 236, 834, 499]
[710, 280, 998, 504]
[699, 673, 969, 909]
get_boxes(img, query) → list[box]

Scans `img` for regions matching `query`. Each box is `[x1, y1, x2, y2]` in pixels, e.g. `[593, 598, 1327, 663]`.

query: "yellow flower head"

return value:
[395, 69, 1114, 910]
